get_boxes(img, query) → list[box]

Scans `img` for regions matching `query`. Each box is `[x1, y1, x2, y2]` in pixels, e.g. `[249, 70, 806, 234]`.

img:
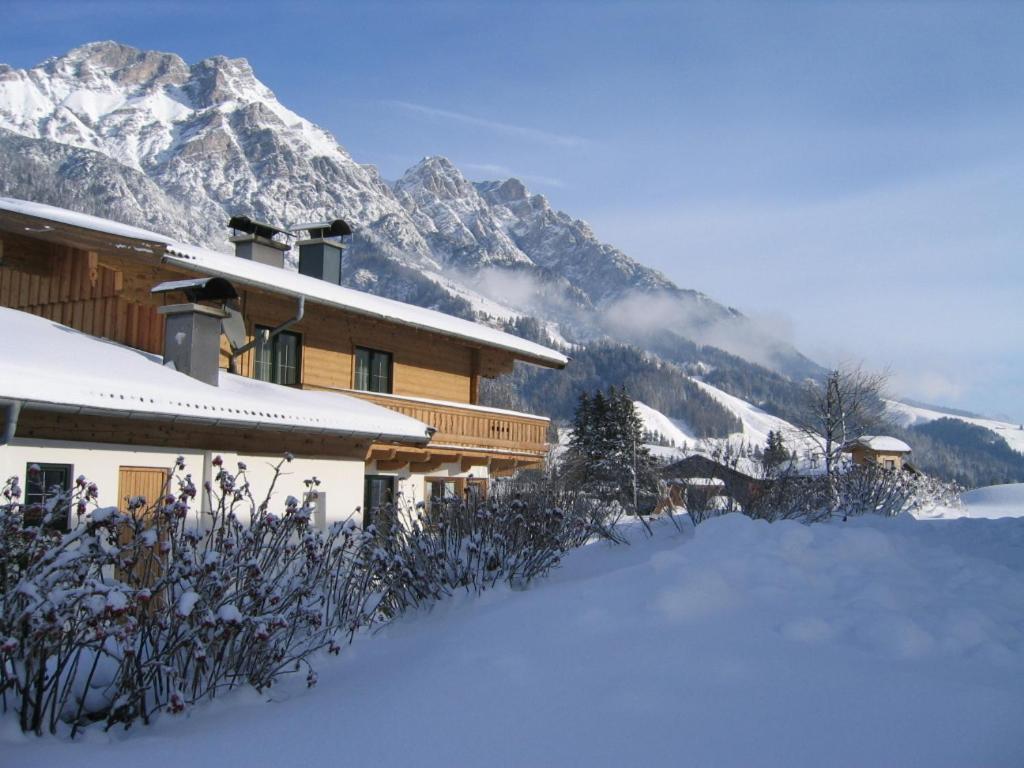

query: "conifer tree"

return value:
[565, 386, 658, 513]
[762, 430, 791, 477]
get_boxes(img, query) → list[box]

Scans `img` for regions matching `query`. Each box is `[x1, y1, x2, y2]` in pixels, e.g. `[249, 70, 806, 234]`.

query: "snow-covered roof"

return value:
[0, 307, 431, 443]
[163, 241, 568, 367]
[847, 435, 912, 453]
[0, 197, 569, 368]
[0, 195, 171, 243]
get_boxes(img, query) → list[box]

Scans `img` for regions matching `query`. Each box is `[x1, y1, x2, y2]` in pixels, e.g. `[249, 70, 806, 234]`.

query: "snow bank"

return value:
[962, 483, 1024, 519]
[6, 514, 1023, 767]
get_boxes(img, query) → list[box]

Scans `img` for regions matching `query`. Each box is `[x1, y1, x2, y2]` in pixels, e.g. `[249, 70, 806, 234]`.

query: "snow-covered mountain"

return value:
[0, 41, 816, 377]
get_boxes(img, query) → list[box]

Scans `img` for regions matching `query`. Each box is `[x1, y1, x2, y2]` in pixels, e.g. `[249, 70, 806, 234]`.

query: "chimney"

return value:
[228, 216, 290, 268]
[151, 277, 240, 386]
[293, 219, 352, 285]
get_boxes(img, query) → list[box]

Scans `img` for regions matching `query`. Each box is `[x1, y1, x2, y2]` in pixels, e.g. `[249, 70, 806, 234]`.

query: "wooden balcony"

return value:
[328, 389, 550, 458]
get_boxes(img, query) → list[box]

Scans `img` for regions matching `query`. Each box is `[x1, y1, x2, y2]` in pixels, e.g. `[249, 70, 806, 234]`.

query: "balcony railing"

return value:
[332, 390, 550, 456]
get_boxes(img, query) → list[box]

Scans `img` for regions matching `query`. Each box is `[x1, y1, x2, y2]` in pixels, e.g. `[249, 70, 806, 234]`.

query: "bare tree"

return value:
[793, 365, 889, 510]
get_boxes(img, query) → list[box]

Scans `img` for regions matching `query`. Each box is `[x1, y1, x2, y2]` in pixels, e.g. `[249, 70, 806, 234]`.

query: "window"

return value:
[24, 463, 72, 531]
[254, 326, 301, 385]
[363, 475, 395, 529]
[884, 459, 896, 470]
[465, 478, 488, 504]
[428, 479, 459, 504]
[354, 347, 392, 394]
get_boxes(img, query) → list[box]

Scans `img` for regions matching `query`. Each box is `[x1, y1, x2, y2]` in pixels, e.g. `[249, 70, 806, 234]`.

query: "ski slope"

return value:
[634, 401, 700, 447]
[888, 400, 1024, 455]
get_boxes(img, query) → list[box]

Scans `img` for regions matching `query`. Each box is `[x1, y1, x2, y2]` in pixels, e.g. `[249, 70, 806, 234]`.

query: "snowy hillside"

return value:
[634, 401, 700, 447]
[7, 514, 1023, 767]
[889, 400, 1024, 455]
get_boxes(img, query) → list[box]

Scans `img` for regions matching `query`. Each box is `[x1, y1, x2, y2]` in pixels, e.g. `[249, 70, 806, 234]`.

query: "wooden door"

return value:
[116, 466, 170, 587]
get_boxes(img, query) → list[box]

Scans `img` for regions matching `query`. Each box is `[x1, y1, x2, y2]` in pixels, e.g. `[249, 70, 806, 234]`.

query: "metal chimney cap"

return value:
[228, 215, 290, 240]
[291, 219, 353, 239]
[151, 276, 240, 303]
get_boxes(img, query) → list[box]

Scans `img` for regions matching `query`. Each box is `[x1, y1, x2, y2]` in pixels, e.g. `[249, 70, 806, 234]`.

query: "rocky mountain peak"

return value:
[396, 156, 476, 200]
[0, 41, 820, 378]
[476, 177, 529, 204]
[47, 41, 189, 90]
[187, 54, 263, 106]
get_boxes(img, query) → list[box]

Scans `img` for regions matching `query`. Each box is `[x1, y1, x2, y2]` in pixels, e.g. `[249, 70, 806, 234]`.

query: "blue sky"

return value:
[3, 1, 1023, 420]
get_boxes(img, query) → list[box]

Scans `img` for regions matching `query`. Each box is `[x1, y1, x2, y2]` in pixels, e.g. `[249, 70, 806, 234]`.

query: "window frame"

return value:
[363, 474, 396, 529]
[253, 325, 302, 386]
[353, 346, 394, 394]
[23, 462, 73, 531]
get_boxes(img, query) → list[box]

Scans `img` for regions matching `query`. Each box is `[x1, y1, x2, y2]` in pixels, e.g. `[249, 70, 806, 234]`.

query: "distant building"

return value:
[657, 454, 768, 512]
[842, 436, 914, 471]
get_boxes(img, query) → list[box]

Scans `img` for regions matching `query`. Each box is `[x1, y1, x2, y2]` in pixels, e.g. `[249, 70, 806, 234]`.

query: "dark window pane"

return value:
[24, 463, 72, 531]
[277, 333, 299, 385]
[363, 475, 395, 529]
[254, 332, 273, 382]
[253, 326, 301, 385]
[355, 347, 392, 394]
[354, 348, 371, 391]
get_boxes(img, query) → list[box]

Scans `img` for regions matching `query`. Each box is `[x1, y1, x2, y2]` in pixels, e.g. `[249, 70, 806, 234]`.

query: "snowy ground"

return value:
[960, 483, 1024, 518]
[5, 510, 1023, 767]
[917, 483, 1024, 520]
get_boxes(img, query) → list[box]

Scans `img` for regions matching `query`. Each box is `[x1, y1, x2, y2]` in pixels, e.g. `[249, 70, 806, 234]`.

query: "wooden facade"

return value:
[0, 209, 554, 468]
[846, 446, 909, 471]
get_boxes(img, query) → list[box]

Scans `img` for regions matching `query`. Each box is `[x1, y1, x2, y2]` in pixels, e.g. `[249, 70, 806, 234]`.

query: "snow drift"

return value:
[6, 513, 1023, 767]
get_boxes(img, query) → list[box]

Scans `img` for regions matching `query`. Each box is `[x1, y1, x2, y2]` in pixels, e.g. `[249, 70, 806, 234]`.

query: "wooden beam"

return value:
[408, 457, 446, 473]
[16, 409, 373, 460]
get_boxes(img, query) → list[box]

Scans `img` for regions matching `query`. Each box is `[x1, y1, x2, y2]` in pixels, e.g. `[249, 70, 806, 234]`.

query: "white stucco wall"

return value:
[2, 439, 494, 533]
[1, 439, 366, 529]
[0, 438, 204, 511]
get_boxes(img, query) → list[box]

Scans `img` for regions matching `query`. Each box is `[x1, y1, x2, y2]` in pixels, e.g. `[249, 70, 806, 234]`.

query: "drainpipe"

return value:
[227, 295, 305, 374]
[0, 400, 22, 445]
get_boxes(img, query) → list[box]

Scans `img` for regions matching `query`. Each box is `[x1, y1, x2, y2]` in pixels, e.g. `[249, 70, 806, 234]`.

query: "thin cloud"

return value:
[461, 162, 567, 189]
[384, 100, 592, 150]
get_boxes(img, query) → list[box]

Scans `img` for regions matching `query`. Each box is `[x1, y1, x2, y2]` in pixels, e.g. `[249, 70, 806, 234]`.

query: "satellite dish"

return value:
[221, 306, 248, 351]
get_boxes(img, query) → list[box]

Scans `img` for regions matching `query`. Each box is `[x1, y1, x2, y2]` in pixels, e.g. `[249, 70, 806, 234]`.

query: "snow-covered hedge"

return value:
[745, 464, 963, 523]
[1, 459, 622, 737]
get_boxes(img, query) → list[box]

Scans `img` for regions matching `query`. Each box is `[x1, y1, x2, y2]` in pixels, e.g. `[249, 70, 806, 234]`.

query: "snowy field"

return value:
[5, 509, 1023, 767]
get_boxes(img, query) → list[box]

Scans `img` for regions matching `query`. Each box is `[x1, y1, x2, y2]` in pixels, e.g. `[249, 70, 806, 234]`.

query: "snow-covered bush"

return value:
[1, 459, 382, 735]
[364, 479, 626, 614]
[743, 465, 963, 524]
[1, 460, 626, 737]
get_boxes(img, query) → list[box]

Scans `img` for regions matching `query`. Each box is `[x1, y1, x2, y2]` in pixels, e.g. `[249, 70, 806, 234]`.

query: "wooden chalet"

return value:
[842, 436, 917, 473]
[0, 197, 568, 526]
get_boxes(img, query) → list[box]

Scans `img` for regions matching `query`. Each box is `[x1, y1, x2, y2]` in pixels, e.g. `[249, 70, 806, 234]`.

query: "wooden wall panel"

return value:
[2, 243, 519, 406]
